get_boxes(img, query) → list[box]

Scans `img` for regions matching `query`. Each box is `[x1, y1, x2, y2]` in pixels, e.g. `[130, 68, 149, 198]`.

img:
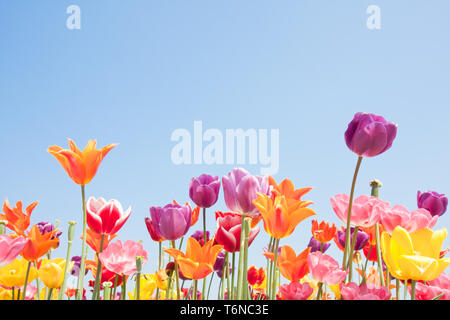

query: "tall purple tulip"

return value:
[222, 168, 270, 217]
[345, 112, 398, 158]
[307, 236, 331, 253]
[189, 174, 220, 208]
[417, 190, 448, 217]
[150, 203, 192, 241]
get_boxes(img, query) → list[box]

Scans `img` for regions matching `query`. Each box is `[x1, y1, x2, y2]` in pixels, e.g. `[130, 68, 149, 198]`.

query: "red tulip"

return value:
[86, 197, 131, 235]
[214, 211, 259, 253]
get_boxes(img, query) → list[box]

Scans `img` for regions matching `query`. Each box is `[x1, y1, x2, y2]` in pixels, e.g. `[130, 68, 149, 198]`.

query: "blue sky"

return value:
[1, 1, 449, 294]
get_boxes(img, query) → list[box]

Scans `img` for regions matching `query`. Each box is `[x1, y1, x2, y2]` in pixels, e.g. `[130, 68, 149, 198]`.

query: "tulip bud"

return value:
[68, 221, 76, 242]
[0, 220, 7, 235]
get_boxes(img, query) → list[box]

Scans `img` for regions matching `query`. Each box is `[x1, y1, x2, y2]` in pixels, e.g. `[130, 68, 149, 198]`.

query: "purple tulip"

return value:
[190, 230, 210, 247]
[345, 112, 397, 157]
[307, 236, 331, 253]
[150, 203, 192, 241]
[189, 174, 221, 208]
[417, 190, 448, 217]
[37, 221, 62, 239]
[70, 256, 88, 276]
[222, 168, 271, 217]
[337, 227, 369, 251]
[214, 251, 231, 279]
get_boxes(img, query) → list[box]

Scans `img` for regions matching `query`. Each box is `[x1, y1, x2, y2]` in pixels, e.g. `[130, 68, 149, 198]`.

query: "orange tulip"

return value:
[164, 238, 223, 280]
[48, 139, 117, 185]
[264, 246, 310, 282]
[21, 225, 60, 261]
[85, 228, 117, 253]
[253, 193, 316, 239]
[268, 176, 313, 204]
[0, 199, 38, 235]
[311, 219, 337, 243]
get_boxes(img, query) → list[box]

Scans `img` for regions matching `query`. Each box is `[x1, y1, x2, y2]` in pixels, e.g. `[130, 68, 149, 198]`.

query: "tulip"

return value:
[380, 204, 438, 234]
[0, 258, 38, 288]
[0, 235, 28, 268]
[165, 238, 223, 280]
[1, 199, 38, 235]
[331, 194, 388, 228]
[189, 174, 220, 208]
[150, 203, 192, 241]
[307, 251, 347, 286]
[39, 258, 71, 289]
[215, 212, 260, 253]
[253, 194, 316, 240]
[247, 265, 265, 290]
[190, 230, 210, 247]
[264, 246, 310, 282]
[85, 228, 117, 253]
[336, 227, 369, 251]
[99, 240, 148, 276]
[344, 112, 397, 158]
[21, 225, 60, 261]
[311, 219, 336, 243]
[307, 236, 330, 253]
[47, 139, 117, 186]
[339, 282, 391, 300]
[417, 191, 448, 217]
[86, 197, 131, 235]
[279, 282, 313, 300]
[268, 176, 313, 203]
[381, 226, 450, 281]
[127, 274, 157, 300]
[144, 218, 164, 242]
[222, 168, 270, 217]
[214, 251, 231, 279]
[413, 273, 450, 300]
[70, 256, 88, 276]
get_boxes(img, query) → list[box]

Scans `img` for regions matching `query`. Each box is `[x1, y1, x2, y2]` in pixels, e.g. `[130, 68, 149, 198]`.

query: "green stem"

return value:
[411, 280, 417, 300]
[316, 282, 323, 300]
[206, 273, 213, 300]
[58, 221, 76, 300]
[221, 255, 226, 300]
[92, 233, 105, 300]
[202, 207, 207, 245]
[34, 261, 40, 300]
[11, 286, 14, 300]
[193, 279, 198, 300]
[271, 238, 280, 300]
[242, 217, 251, 299]
[374, 223, 385, 287]
[76, 185, 88, 300]
[121, 275, 126, 300]
[47, 288, 54, 300]
[230, 252, 235, 300]
[267, 237, 274, 299]
[171, 240, 181, 300]
[112, 274, 118, 300]
[22, 261, 32, 300]
[361, 245, 373, 284]
[225, 252, 230, 300]
[347, 226, 360, 282]
[342, 156, 363, 271]
[236, 214, 246, 299]
[396, 278, 400, 300]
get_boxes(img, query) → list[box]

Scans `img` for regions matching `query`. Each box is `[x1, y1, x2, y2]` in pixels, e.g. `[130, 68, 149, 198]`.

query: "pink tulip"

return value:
[86, 197, 132, 235]
[307, 251, 347, 285]
[0, 235, 28, 268]
[279, 281, 313, 300]
[340, 282, 391, 300]
[414, 273, 450, 300]
[98, 240, 148, 276]
[380, 204, 438, 234]
[331, 194, 388, 228]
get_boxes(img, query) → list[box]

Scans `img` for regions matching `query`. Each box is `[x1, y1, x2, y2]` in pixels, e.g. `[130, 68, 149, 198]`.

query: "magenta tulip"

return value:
[189, 174, 220, 208]
[222, 168, 270, 217]
[417, 190, 448, 217]
[345, 112, 397, 157]
[150, 203, 191, 240]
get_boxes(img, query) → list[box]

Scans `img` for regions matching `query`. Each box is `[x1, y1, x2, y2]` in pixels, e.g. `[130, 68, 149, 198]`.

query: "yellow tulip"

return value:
[381, 226, 450, 281]
[38, 258, 71, 289]
[0, 258, 38, 288]
[39, 287, 58, 300]
[155, 269, 168, 291]
[328, 283, 341, 300]
[127, 274, 158, 300]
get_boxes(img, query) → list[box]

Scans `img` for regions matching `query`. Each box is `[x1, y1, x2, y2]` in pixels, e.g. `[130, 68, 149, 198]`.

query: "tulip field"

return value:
[0, 112, 448, 301]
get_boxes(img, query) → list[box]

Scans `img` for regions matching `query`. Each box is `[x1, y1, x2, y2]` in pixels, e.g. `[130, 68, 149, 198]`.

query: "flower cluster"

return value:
[0, 112, 448, 301]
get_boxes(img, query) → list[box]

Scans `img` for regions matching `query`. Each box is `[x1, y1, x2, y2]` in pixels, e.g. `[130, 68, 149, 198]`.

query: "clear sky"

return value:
[1, 0, 449, 294]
